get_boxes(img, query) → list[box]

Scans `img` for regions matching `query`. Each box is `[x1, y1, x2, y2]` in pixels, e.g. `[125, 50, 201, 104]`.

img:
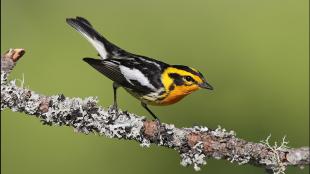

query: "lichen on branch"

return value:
[1, 48, 309, 173]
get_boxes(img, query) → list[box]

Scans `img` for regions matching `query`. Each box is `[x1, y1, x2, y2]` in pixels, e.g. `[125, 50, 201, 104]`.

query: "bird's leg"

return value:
[141, 102, 160, 122]
[112, 82, 119, 115]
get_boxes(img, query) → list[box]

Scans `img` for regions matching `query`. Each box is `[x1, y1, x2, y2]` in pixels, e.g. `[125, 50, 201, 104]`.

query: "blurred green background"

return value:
[1, 0, 309, 173]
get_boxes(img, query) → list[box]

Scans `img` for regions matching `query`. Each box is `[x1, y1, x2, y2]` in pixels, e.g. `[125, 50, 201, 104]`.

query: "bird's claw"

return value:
[111, 104, 120, 120]
[154, 118, 161, 125]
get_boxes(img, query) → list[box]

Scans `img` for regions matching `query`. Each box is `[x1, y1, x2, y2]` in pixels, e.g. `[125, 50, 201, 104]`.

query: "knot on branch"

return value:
[39, 97, 50, 113]
[143, 120, 160, 142]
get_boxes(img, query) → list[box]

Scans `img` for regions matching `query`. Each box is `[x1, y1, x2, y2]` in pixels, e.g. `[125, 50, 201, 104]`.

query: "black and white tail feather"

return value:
[66, 17, 126, 59]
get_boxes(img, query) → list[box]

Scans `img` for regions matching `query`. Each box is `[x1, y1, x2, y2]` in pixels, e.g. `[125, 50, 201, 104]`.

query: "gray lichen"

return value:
[180, 141, 207, 171]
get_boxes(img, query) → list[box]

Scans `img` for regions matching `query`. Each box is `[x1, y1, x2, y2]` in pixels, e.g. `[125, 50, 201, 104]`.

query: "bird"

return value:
[66, 16, 213, 121]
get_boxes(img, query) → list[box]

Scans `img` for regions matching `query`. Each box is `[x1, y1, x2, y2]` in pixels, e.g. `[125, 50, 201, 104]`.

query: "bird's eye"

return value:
[184, 76, 194, 82]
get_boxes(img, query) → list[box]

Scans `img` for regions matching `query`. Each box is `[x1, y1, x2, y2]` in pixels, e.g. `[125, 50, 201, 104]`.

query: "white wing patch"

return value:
[138, 57, 161, 69]
[119, 66, 156, 90]
[79, 31, 108, 59]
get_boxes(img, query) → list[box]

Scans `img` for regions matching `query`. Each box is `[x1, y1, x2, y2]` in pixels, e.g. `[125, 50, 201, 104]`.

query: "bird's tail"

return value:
[66, 17, 125, 59]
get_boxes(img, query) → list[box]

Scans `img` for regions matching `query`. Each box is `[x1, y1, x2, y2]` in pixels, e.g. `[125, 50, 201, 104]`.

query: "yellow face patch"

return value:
[158, 67, 203, 105]
[161, 67, 203, 90]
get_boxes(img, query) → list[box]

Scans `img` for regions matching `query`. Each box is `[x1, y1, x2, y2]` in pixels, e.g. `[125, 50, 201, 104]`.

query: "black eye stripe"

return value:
[168, 73, 198, 86]
[168, 73, 181, 79]
[168, 73, 184, 86]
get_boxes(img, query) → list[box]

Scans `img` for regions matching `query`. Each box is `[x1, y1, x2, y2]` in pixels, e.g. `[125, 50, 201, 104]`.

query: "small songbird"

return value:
[66, 17, 213, 120]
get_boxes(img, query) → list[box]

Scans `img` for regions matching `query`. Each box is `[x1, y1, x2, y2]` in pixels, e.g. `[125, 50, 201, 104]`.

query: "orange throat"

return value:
[159, 85, 199, 105]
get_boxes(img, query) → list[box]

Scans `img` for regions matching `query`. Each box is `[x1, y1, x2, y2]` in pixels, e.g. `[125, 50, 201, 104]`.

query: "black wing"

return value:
[83, 58, 130, 86]
[83, 57, 168, 95]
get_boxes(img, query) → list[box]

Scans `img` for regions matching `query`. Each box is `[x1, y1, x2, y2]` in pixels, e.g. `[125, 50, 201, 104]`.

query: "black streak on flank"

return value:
[158, 90, 166, 95]
[127, 80, 153, 95]
[168, 73, 184, 86]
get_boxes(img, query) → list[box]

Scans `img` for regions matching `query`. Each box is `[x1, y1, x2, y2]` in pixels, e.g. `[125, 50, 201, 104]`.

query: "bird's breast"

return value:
[157, 86, 194, 105]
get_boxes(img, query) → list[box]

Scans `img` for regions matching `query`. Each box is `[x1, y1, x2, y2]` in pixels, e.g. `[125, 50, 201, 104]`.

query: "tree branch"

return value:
[1, 48, 309, 174]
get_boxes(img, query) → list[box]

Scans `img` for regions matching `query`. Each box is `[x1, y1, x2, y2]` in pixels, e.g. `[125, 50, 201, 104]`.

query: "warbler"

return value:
[66, 17, 213, 120]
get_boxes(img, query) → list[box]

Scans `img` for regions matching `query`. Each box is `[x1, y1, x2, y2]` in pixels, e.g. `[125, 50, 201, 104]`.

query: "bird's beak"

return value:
[199, 82, 213, 90]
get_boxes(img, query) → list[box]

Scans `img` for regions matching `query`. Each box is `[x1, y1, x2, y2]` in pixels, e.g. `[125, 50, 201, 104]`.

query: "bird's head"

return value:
[161, 65, 213, 96]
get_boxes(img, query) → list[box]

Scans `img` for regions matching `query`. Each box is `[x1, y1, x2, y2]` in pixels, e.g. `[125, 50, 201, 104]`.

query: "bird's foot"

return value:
[154, 118, 161, 125]
[111, 104, 120, 120]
